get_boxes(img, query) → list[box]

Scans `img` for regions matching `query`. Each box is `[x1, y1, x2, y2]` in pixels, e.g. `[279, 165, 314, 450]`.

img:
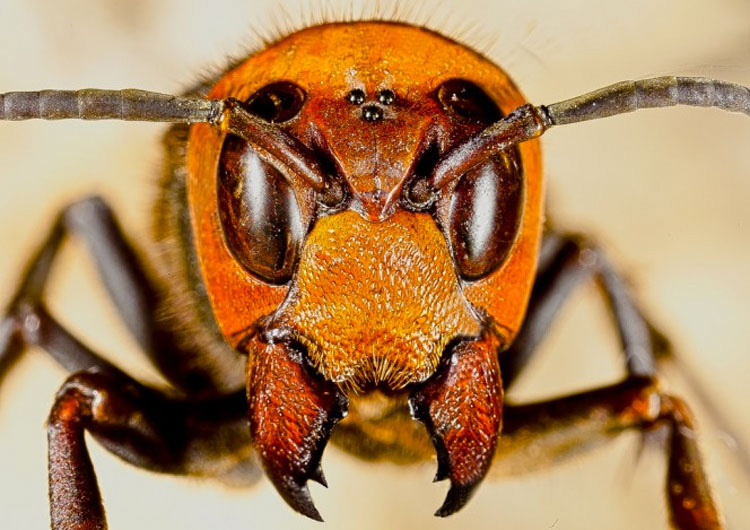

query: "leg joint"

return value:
[49, 370, 153, 435]
[556, 232, 606, 272]
[61, 195, 111, 233]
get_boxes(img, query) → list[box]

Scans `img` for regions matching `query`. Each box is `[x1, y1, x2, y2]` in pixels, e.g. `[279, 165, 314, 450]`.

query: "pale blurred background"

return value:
[0, 1, 748, 528]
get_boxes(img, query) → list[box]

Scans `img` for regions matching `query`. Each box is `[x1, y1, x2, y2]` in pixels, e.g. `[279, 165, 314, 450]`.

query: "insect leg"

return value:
[0, 196, 232, 394]
[501, 230, 664, 387]
[495, 377, 722, 530]
[503, 230, 750, 480]
[47, 369, 253, 530]
[0, 214, 127, 387]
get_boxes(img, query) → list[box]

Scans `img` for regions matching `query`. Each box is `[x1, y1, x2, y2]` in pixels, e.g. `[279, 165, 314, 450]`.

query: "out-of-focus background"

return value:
[0, 1, 748, 528]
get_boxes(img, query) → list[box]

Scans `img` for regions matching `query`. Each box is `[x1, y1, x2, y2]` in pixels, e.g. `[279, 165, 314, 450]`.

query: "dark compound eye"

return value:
[218, 135, 304, 284]
[436, 79, 502, 124]
[244, 81, 306, 123]
[448, 151, 524, 280]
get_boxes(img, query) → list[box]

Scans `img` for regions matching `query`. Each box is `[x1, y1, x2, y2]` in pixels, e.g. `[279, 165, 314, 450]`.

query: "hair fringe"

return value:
[189, 1, 508, 111]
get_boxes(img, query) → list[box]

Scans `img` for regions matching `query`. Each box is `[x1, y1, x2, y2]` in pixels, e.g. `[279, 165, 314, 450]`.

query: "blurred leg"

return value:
[0, 196, 233, 394]
[502, 230, 669, 386]
[495, 377, 722, 530]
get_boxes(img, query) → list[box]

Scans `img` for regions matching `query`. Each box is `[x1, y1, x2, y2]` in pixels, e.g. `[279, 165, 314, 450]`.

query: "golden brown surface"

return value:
[273, 210, 480, 392]
[0, 1, 748, 529]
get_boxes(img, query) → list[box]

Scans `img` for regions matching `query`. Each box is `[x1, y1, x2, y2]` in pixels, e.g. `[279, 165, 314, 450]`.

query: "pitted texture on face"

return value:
[271, 211, 481, 392]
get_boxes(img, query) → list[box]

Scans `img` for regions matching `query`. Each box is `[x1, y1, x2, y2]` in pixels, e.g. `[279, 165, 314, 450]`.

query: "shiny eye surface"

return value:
[244, 81, 306, 123]
[436, 79, 502, 124]
[218, 135, 304, 284]
[448, 151, 524, 280]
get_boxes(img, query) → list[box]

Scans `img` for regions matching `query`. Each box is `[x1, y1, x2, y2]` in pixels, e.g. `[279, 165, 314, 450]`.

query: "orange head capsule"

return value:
[187, 21, 542, 518]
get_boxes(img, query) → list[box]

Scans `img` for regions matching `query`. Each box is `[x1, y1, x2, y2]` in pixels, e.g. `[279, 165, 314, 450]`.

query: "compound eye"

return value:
[449, 151, 524, 280]
[436, 79, 502, 124]
[244, 81, 306, 123]
[218, 135, 304, 284]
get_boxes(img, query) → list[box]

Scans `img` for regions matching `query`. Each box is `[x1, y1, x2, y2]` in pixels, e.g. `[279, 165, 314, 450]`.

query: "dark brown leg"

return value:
[502, 230, 667, 387]
[0, 196, 235, 394]
[504, 229, 750, 475]
[47, 369, 252, 530]
[495, 377, 722, 530]
[0, 217, 124, 386]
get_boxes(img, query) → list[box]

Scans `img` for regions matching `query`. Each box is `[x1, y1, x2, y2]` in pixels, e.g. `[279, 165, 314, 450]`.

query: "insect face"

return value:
[189, 23, 543, 392]
[174, 24, 547, 516]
